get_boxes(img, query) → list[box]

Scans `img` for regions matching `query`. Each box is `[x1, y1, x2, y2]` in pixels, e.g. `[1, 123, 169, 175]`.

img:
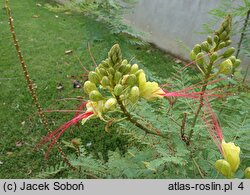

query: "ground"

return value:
[0, 0, 178, 178]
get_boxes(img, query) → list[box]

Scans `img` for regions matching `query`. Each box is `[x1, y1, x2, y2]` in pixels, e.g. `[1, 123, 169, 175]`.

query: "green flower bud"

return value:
[210, 52, 218, 63]
[215, 159, 234, 179]
[108, 44, 122, 66]
[207, 36, 213, 45]
[101, 76, 110, 87]
[135, 69, 144, 77]
[83, 81, 97, 94]
[201, 41, 210, 52]
[99, 68, 108, 76]
[118, 64, 127, 73]
[222, 47, 235, 58]
[130, 64, 139, 74]
[219, 59, 233, 74]
[99, 59, 110, 68]
[229, 56, 236, 64]
[233, 59, 241, 68]
[219, 31, 228, 41]
[244, 167, 250, 179]
[193, 44, 201, 54]
[225, 40, 232, 47]
[214, 35, 219, 45]
[88, 71, 100, 84]
[89, 90, 103, 101]
[108, 67, 115, 75]
[114, 71, 122, 84]
[124, 64, 132, 74]
[196, 52, 205, 66]
[114, 84, 123, 96]
[126, 74, 137, 86]
[121, 59, 128, 66]
[190, 50, 196, 61]
[104, 98, 117, 110]
[218, 42, 226, 50]
[130, 86, 140, 103]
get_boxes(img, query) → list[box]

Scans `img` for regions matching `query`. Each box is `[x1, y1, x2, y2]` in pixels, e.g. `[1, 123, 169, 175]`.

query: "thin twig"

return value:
[5, 0, 75, 170]
[87, 42, 97, 67]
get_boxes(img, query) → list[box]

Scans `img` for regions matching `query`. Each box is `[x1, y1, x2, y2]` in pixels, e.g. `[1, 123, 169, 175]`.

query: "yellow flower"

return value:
[83, 101, 105, 123]
[221, 140, 240, 172]
[215, 159, 234, 179]
[138, 71, 165, 101]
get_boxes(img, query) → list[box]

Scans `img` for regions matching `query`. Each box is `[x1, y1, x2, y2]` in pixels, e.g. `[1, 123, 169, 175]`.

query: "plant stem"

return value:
[5, 0, 75, 170]
[187, 62, 213, 145]
[115, 96, 167, 138]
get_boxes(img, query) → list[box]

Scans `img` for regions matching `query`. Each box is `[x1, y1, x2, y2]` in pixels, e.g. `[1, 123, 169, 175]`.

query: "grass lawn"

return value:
[0, 0, 178, 178]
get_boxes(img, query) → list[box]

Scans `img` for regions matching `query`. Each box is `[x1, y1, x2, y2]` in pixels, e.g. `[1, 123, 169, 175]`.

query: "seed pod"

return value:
[219, 59, 233, 74]
[207, 36, 213, 45]
[233, 59, 241, 68]
[229, 56, 236, 64]
[215, 159, 233, 179]
[130, 86, 140, 103]
[201, 41, 210, 52]
[214, 35, 219, 45]
[89, 90, 103, 101]
[114, 84, 123, 96]
[126, 74, 137, 86]
[104, 98, 117, 110]
[244, 167, 250, 179]
[88, 71, 100, 84]
[114, 71, 122, 84]
[218, 42, 226, 50]
[108, 44, 122, 66]
[196, 52, 205, 66]
[84, 81, 97, 94]
[130, 64, 139, 74]
[193, 44, 201, 54]
[190, 50, 196, 61]
[210, 52, 218, 63]
[222, 47, 235, 58]
[101, 76, 110, 87]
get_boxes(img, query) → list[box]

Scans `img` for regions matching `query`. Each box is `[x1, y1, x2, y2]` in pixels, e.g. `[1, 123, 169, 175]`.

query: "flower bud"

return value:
[101, 76, 110, 87]
[244, 167, 250, 179]
[218, 42, 226, 50]
[108, 67, 115, 75]
[215, 159, 234, 178]
[124, 64, 132, 74]
[219, 31, 228, 41]
[190, 50, 196, 61]
[126, 74, 137, 86]
[89, 90, 103, 101]
[207, 36, 213, 45]
[201, 41, 210, 52]
[118, 64, 127, 73]
[114, 71, 122, 84]
[225, 40, 232, 47]
[233, 59, 241, 68]
[135, 69, 144, 77]
[219, 59, 233, 74]
[196, 52, 205, 66]
[221, 140, 240, 172]
[104, 98, 117, 110]
[130, 64, 139, 74]
[129, 86, 140, 103]
[121, 59, 128, 66]
[99, 68, 108, 77]
[108, 44, 122, 66]
[222, 47, 235, 58]
[99, 59, 110, 68]
[229, 56, 236, 64]
[193, 44, 201, 54]
[210, 52, 218, 63]
[214, 35, 219, 45]
[88, 71, 100, 84]
[114, 84, 123, 96]
[83, 81, 97, 94]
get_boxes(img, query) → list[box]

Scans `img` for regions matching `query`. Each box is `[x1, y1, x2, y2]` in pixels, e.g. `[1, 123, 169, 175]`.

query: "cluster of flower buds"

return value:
[189, 15, 241, 75]
[215, 140, 240, 178]
[83, 44, 164, 120]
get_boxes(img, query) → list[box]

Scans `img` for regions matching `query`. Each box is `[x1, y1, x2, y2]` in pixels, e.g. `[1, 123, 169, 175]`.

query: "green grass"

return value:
[0, 0, 178, 178]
